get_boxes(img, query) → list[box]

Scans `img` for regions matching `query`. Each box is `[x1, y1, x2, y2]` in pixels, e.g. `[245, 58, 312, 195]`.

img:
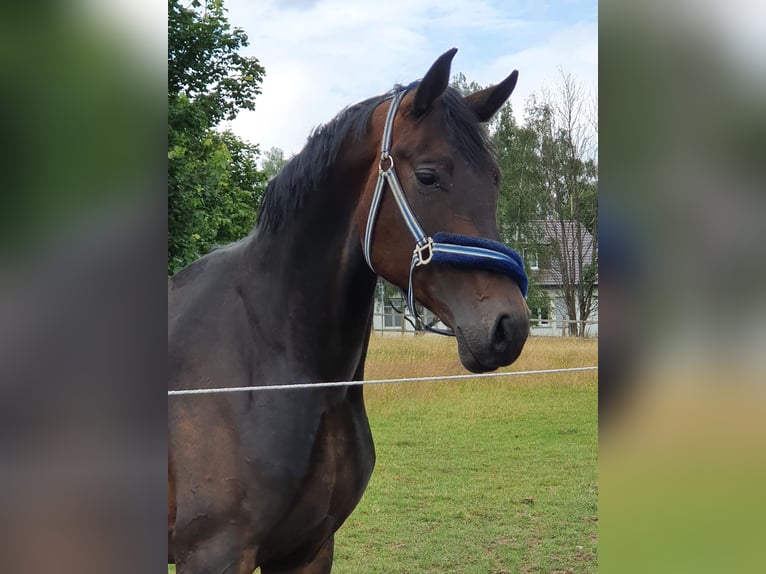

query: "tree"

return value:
[261, 147, 289, 182]
[168, 0, 265, 125]
[451, 72, 483, 96]
[525, 71, 598, 336]
[491, 105, 552, 315]
[168, 0, 267, 274]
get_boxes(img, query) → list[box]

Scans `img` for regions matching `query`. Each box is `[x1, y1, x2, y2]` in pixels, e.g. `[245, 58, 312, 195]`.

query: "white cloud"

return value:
[222, 0, 597, 156]
[479, 22, 598, 121]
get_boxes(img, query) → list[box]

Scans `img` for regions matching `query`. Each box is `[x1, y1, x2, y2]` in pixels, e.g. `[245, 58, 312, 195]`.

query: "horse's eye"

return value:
[415, 170, 438, 187]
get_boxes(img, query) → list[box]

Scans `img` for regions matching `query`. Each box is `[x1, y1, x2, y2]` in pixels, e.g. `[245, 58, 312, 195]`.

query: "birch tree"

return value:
[526, 71, 598, 336]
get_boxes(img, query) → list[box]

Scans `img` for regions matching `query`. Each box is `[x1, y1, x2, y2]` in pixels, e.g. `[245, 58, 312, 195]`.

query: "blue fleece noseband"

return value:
[363, 85, 528, 335]
[430, 233, 528, 297]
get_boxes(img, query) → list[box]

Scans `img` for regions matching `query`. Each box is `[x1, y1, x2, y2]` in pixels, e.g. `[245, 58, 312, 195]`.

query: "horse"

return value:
[168, 48, 530, 573]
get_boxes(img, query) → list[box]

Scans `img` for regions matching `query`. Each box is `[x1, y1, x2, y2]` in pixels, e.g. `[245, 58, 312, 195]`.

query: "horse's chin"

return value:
[457, 339, 499, 373]
[455, 331, 505, 374]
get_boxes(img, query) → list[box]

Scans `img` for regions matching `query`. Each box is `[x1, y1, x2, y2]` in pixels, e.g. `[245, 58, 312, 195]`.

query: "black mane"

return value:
[255, 84, 494, 233]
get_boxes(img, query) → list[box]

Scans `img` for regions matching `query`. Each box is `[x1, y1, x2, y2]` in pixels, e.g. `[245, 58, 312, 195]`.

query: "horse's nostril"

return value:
[490, 313, 529, 361]
[491, 314, 512, 353]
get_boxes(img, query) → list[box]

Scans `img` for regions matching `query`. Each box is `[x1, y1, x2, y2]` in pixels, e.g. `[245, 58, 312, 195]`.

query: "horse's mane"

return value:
[255, 84, 494, 233]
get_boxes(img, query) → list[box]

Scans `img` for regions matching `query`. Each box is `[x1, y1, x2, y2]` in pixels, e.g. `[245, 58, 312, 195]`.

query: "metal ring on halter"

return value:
[413, 237, 434, 266]
[379, 153, 394, 174]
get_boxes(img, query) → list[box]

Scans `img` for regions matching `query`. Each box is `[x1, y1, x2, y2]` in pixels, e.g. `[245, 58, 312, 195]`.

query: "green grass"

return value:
[171, 336, 598, 573]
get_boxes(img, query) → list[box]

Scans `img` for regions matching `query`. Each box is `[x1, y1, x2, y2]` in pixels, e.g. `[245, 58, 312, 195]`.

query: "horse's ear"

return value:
[465, 70, 519, 122]
[411, 48, 458, 117]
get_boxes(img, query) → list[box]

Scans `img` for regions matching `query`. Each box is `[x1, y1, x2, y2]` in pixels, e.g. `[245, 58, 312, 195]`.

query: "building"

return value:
[526, 220, 598, 337]
[371, 283, 447, 334]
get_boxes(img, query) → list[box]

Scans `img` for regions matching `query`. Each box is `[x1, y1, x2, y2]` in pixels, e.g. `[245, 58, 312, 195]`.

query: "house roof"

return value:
[529, 220, 597, 287]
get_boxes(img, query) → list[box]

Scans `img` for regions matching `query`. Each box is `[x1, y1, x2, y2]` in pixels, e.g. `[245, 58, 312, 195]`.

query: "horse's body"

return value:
[169, 49, 529, 573]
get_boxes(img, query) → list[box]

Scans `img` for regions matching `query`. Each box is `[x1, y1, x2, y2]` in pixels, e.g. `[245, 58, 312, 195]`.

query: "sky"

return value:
[222, 0, 597, 157]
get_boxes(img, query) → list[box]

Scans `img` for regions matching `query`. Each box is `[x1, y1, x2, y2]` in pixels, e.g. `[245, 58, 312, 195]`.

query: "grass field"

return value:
[171, 335, 597, 573]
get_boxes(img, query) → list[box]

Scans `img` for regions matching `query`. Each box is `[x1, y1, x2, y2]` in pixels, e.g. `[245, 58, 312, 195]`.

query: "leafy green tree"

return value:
[261, 147, 289, 182]
[168, 0, 267, 274]
[492, 105, 552, 322]
[168, 0, 264, 125]
[451, 72, 483, 97]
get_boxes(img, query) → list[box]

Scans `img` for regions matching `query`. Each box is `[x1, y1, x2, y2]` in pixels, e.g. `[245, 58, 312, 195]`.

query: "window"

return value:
[527, 250, 539, 271]
[524, 247, 540, 271]
[531, 304, 550, 327]
[383, 298, 403, 328]
[420, 306, 439, 329]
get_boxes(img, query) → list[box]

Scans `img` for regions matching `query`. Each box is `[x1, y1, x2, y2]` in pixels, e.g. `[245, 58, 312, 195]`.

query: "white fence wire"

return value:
[168, 366, 598, 396]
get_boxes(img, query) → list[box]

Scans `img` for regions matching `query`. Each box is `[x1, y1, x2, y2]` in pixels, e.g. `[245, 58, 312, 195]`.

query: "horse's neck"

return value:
[241, 182, 377, 376]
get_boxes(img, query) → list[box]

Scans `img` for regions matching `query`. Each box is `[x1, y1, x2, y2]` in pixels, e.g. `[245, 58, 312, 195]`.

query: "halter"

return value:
[363, 85, 528, 336]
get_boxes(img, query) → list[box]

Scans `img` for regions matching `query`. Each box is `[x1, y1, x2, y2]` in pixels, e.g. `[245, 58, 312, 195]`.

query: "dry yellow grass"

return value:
[363, 334, 598, 407]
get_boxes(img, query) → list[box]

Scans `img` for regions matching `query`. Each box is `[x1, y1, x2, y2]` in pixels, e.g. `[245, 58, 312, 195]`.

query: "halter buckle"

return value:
[414, 237, 434, 266]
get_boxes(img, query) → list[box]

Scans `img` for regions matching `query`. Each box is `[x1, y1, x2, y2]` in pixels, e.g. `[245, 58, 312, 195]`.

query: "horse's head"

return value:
[358, 48, 530, 373]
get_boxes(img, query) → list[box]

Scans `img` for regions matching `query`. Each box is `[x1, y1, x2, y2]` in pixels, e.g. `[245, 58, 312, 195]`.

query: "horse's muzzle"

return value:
[455, 307, 529, 373]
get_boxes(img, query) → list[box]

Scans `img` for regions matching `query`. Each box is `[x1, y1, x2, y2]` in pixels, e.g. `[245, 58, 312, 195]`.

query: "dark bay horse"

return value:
[168, 48, 529, 573]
